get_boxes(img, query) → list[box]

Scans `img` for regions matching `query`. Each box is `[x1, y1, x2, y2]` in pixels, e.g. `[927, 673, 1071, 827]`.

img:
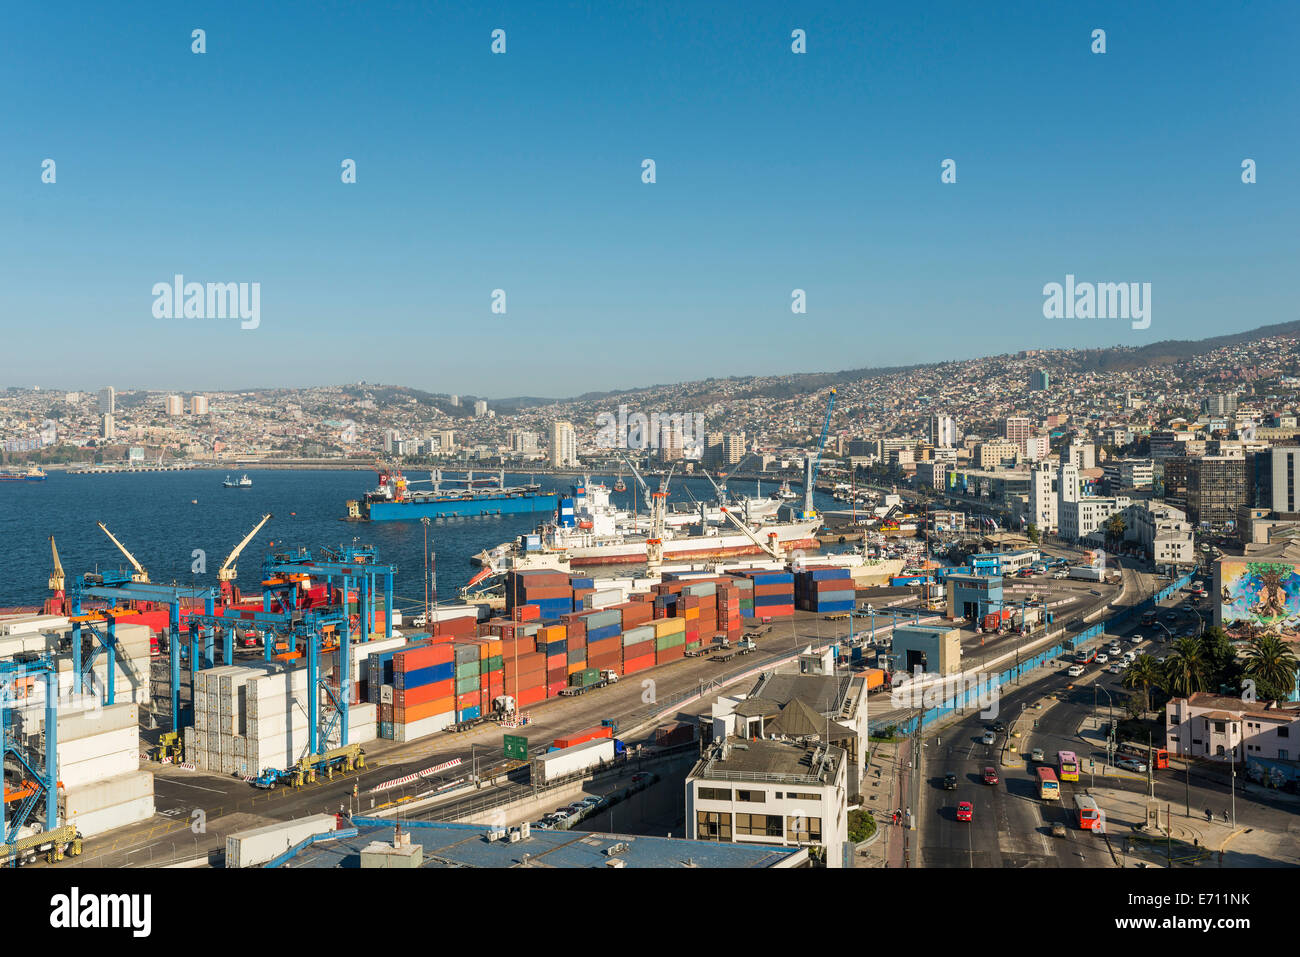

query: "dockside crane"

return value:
[217, 513, 273, 604]
[96, 522, 150, 584]
[45, 536, 69, 616]
[801, 388, 837, 521]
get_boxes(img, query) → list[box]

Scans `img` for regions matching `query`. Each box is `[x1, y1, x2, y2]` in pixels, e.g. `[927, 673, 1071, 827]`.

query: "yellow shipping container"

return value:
[568, 660, 586, 675]
[654, 618, 686, 637]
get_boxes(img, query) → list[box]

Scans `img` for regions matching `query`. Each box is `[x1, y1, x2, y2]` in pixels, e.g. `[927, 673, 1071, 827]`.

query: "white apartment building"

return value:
[1059, 495, 1131, 541]
[1029, 462, 1058, 533]
[98, 386, 115, 414]
[1166, 694, 1300, 762]
[1067, 440, 1096, 470]
[165, 394, 183, 416]
[1022, 433, 1050, 461]
[1103, 458, 1154, 490]
[1121, 501, 1194, 565]
[473, 399, 488, 417]
[686, 736, 848, 867]
[190, 395, 209, 415]
[929, 414, 957, 448]
[550, 421, 577, 468]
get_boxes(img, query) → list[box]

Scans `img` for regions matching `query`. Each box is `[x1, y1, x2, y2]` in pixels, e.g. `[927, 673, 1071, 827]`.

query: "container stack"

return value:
[653, 617, 687, 663]
[505, 569, 573, 620]
[569, 575, 596, 609]
[55, 703, 155, 838]
[581, 612, 621, 677]
[622, 622, 656, 675]
[391, 642, 455, 741]
[795, 567, 855, 613]
[453, 642, 484, 723]
[741, 569, 795, 618]
[500, 629, 547, 708]
[716, 579, 743, 642]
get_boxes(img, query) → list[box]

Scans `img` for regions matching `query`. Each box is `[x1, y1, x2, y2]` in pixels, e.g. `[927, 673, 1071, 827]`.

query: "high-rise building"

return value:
[1248, 446, 1300, 515]
[1003, 417, 1032, 448]
[165, 395, 183, 416]
[449, 395, 460, 407]
[929, 415, 957, 449]
[1029, 370, 1049, 391]
[1203, 393, 1238, 416]
[1022, 433, 1050, 461]
[1185, 455, 1246, 527]
[190, 395, 209, 415]
[1058, 462, 1081, 511]
[384, 429, 401, 453]
[722, 432, 746, 465]
[98, 387, 115, 414]
[1030, 462, 1058, 533]
[550, 421, 577, 468]
[474, 399, 488, 417]
[508, 429, 539, 454]
[101, 413, 115, 440]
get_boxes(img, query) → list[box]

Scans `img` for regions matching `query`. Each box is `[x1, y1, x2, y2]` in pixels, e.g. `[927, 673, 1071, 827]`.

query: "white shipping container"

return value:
[221, 753, 235, 775]
[379, 684, 393, 704]
[193, 708, 208, 732]
[225, 813, 338, 868]
[530, 737, 615, 784]
[63, 769, 153, 817]
[60, 749, 140, 789]
[69, 794, 156, 838]
[56, 703, 139, 744]
[57, 726, 138, 767]
[0, 613, 70, 635]
[392, 710, 454, 742]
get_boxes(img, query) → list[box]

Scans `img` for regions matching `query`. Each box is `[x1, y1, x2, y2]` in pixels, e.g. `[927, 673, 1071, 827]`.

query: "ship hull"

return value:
[366, 493, 558, 522]
[570, 536, 822, 566]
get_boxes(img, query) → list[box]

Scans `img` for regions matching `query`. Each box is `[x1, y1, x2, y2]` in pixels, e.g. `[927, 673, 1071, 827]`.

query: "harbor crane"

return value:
[717, 504, 784, 561]
[217, 513, 273, 604]
[45, 536, 69, 615]
[802, 388, 837, 521]
[96, 522, 150, 584]
[618, 451, 673, 569]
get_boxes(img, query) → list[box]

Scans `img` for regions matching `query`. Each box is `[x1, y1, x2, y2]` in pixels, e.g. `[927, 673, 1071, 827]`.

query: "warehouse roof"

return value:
[280, 819, 805, 868]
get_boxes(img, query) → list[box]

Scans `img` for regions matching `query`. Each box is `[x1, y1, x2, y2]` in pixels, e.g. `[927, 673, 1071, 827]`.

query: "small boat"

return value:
[613, 472, 626, 493]
[223, 474, 253, 488]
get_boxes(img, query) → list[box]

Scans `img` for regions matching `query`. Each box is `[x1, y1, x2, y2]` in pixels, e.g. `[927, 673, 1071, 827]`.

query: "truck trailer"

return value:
[530, 737, 616, 785]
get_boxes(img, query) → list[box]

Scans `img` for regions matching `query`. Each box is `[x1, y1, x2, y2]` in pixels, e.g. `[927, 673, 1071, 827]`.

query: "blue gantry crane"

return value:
[1, 656, 82, 865]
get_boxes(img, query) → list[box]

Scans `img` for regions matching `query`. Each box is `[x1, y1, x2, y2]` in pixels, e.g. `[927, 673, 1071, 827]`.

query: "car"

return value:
[983, 766, 999, 785]
[1051, 822, 1068, 838]
[1095, 653, 1109, 664]
[943, 772, 958, 790]
[564, 803, 588, 815]
[1128, 634, 1143, 644]
[1116, 757, 1148, 773]
[578, 796, 602, 808]
[548, 810, 571, 823]
[630, 772, 651, 784]
[1031, 748, 1045, 762]
[1124, 651, 1137, 662]
[530, 820, 551, 830]
[956, 801, 973, 822]
[1067, 665, 1084, 677]
[1108, 663, 1123, 674]
[1156, 656, 1167, 664]
[981, 731, 997, 745]
[1052, 570, 1069, 579]
[992, 721, 1006, 733]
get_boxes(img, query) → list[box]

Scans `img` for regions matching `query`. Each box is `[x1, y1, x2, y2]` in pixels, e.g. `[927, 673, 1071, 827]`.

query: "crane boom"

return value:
[96, 522, 149, 583]
[803, 388, 837, 520]
[219, 513, 273, 581]
[48, 536, 64, 592]
[718, 506, 782, 560]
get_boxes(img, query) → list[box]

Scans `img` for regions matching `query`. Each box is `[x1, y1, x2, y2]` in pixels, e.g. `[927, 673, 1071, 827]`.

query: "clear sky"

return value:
[2, 1, 1296, 396]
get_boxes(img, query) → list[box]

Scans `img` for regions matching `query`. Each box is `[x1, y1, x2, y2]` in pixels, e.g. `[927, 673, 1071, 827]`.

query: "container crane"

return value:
[218, 513, 273, 604]
[802, 388, 837, 521]
[45, 536, 69, 616]
[96, 522, 149, 584]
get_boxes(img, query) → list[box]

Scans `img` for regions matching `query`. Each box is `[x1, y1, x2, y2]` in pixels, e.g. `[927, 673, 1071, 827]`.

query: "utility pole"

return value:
[421, 517, 430, 625]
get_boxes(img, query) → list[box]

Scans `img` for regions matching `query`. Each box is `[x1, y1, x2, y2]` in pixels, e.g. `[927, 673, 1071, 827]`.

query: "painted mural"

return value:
[1219, 560, 1300, 629]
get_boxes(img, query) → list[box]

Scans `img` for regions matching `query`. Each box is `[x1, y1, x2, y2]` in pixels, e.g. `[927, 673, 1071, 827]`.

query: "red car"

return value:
[983, 766, 999, 785]
[956, 801, 973, 822]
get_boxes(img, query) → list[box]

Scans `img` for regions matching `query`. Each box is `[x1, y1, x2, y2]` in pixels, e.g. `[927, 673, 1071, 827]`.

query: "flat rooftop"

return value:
[692, 738, 845, 784]
[280, 820, 804, 868]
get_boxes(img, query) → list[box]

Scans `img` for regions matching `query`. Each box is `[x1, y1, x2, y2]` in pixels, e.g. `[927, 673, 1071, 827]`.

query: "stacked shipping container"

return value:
[795, 567, 855, 613]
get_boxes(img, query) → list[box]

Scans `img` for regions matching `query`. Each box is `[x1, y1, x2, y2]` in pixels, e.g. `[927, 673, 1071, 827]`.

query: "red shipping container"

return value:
[622, 653, 655, 675]
[512, 603, 541, 622]
[456, 690, 481, 711]
[433, 617, 477, 638]
[513, 585, 571, 601]
[547, 679, 568, 698]
[656, 643, 685, 664]
[517, 685, 547, 708]
[380, 703, 393, 724]
[623, 639, 654, 661]
[394, 682, 448, 708]
[553, 726, 613, 749]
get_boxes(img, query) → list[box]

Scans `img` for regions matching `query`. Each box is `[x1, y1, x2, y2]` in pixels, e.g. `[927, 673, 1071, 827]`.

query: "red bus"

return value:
[1036, 766, 1060, 801]
[1057, 750, 1080, 782]
[1074, 794, 1102, 830]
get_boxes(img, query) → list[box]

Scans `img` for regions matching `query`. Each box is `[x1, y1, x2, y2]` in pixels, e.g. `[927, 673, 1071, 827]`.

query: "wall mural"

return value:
[1219, 560, 1300, 630]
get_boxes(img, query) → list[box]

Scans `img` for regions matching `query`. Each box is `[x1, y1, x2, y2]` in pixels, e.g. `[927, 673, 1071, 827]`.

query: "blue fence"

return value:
[870, 572, 1194, 737]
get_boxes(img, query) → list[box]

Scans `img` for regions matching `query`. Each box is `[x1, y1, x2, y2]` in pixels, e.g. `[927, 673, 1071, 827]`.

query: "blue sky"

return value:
[2, 1, 1296, 396]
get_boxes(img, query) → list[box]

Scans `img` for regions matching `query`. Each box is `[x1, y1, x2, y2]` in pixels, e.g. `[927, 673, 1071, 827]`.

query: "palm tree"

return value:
[1241, 634, 1300, 701]
[1105, 514, 1128, 549]
[1164, 636, 1208, 698]
[1122, 654, 1164, 714]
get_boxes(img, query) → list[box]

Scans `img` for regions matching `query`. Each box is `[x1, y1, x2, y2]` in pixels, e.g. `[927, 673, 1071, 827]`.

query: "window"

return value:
[786, 816, 822, 844]
[1214, 721, 1225, 733]
[786, 791, 821, 802]
[1279, 727, 1290, 738]
[736, 790, 765, 804]
[1280, 749, 1289, 760]
[697, 787, 732, 802]
[696, 811, 732, 841]
[735, 813, 784, 838]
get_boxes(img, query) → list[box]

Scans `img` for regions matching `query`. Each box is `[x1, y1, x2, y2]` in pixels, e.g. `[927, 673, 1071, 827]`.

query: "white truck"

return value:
[530, 737, 616, 785]
[1067, 565, 1105, 582]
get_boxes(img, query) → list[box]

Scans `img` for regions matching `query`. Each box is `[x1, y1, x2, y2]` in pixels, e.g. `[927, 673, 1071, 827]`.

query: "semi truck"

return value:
[225, 813, 339, 868]
[558, 668, 619, 697]
[1067, 565, 1105, 582]
[711, 638, 756, 662]
[530, 737, 617, 785]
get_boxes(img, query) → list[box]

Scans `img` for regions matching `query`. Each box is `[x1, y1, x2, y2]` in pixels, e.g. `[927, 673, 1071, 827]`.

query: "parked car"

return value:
[1031, 748, 1045, 762]
[579, 796, 603, 808]
[1067, 665, 1085, 677]
[943, 771, 958, 790]
[956, 801, 973, 822]
[983, 766, 999, 785]
[981, 731, 997, 745]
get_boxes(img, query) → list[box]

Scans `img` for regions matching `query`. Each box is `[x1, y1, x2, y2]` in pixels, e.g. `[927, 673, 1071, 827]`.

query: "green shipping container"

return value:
[456, 660, 481, 680]
[487, 655, 504, 671]
[685, 640, 701, 650]
[569, 667, 599, 687]
[655, 631, 686, 651]
[455, 675, 478, 695]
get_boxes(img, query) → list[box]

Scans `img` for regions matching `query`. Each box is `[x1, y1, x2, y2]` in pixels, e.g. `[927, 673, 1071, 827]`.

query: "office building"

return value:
[1248, 447, 1300, 516]
[1029, 369, 1049, 391]
[1029, 462, 1058, 533]
[929, 414, 957, 449]
[98, 386, 115, 414]
[1003, 417, 1032, 448]
[1185, 456, 1247, 527]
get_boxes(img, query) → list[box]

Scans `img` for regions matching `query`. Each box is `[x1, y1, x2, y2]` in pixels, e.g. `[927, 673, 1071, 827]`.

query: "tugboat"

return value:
[613, 471, 626, 493]
[223, 474, 253, 488]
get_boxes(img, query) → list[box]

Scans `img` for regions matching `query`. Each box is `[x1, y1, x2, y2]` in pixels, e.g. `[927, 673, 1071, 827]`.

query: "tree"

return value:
[1241, 634, 1300, 702]
[1123, 654, 1164, 714]
[1200, 626, 1242, 692]
[1105, 514, 1128, 548]
[1163, 636, 1208, 698]
[1026, 523, 1039, 544]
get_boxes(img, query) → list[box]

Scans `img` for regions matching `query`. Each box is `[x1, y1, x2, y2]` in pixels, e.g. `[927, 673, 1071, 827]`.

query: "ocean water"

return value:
[0, 470, 836, 610]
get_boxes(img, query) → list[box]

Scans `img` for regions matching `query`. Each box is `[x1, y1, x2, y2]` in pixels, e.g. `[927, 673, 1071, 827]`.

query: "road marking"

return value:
[165, 779, 225, 794]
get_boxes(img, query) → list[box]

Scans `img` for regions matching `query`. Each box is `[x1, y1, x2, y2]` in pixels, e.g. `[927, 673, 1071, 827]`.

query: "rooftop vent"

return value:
[605, 857, 626, 868]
